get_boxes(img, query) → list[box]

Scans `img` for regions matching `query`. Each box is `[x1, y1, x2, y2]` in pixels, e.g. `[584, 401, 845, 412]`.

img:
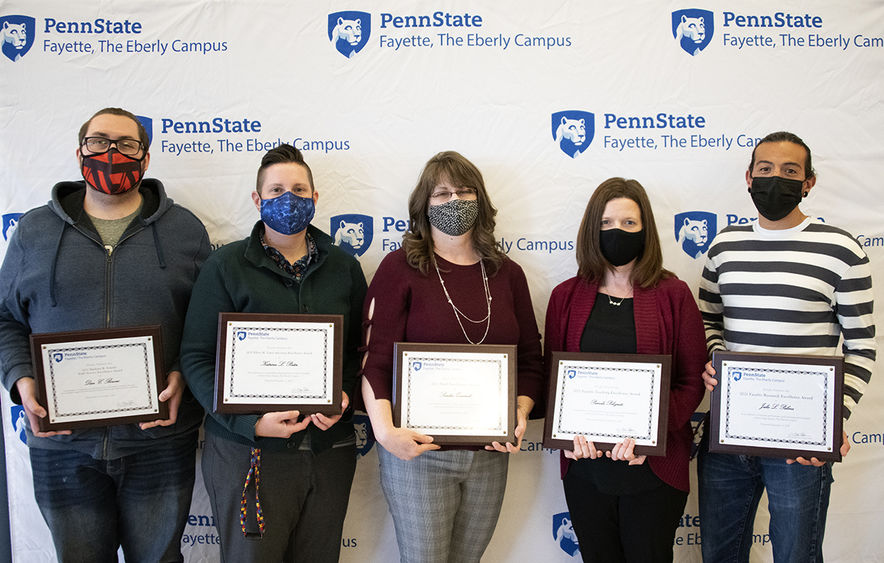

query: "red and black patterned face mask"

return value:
[80, 149, 144, 195]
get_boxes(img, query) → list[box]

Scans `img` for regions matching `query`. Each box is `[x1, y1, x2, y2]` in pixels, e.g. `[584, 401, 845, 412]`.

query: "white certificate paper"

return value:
[398, 348, 511, 438]
[39, 335, 160, 425]
[550, 359, 664, 447]
[718, 359, 836, 453]
[222, 320, 335, 406]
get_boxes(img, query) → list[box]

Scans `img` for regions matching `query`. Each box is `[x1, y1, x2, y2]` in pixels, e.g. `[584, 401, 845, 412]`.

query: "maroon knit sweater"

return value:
[362, 249, 544, 410]
[544, 275, 707, 492]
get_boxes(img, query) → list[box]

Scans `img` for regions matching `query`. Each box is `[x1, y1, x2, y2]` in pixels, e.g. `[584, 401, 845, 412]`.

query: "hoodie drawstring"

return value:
[151, 223, 167, 269]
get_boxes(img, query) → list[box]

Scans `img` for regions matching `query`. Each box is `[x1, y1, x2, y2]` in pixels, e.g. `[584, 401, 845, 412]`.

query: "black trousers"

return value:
[563, 461, 688, 563]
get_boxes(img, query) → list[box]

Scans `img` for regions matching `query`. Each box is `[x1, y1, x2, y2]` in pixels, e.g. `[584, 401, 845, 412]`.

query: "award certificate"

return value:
[393, 343, 516, 446]
[710, 351, 843, 461]
[215, 313, 342, 415]
[543, 352, 671, 456]
[30, 326, 166, 431]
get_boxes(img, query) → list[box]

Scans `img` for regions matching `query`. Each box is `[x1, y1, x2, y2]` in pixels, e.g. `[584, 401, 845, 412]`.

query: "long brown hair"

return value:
[575, 177, 671, 288]
[402, 151, 506, 275]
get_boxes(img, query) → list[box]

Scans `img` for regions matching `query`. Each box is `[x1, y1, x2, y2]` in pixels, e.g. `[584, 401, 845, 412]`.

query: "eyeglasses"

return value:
[82, 136, 144, 157]
[430, 187, 478, 203]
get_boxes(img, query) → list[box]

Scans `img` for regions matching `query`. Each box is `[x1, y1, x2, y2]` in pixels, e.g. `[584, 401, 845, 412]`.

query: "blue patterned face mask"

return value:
[260, 191, 315, 235]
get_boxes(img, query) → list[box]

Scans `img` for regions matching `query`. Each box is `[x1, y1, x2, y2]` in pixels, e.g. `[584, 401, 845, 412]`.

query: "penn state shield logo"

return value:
[552, 512, 580, 557]
[674, 211, 716, 259]
[10, 405, 27, 444]
[52, 352, 64, 363]
[136, 115, 153, 145]
[0, 15, 35, 62]
[567, 369, 577, 379]
[353, 413, 376, 457]
[551, 111, 594, 158]
[237, 331, 247, 341]
[328, 11, 370, 58]
[331, 214, 373, 257]
[2, 212, 22, 241]
[672, 9, 714, 56]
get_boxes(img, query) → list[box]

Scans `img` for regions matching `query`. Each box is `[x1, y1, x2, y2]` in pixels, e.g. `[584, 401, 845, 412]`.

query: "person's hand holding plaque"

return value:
[310, 392, 350, 431]
[702, 360, 718, 392]
[486, 395, 533, 454]
[255, 410, 311, 439]
[15, 376, 72, 437]
[140, 370, 185, 430]
[564, 435, 646, 466]
[363, 381, 440, 461]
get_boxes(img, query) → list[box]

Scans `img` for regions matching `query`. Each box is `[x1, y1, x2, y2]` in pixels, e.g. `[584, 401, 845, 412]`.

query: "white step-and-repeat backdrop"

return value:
[2, 1, 883, 561]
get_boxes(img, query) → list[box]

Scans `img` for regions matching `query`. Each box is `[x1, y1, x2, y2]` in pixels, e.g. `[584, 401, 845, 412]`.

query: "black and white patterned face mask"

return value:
[427, 199, 479, 236]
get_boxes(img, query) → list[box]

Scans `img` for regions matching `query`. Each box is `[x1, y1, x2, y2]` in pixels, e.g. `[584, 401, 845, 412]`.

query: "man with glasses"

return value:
[0, 107, 211, 561]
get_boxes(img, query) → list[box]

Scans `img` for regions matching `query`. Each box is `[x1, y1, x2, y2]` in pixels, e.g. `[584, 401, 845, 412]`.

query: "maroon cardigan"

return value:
[544, 275, 707, 492]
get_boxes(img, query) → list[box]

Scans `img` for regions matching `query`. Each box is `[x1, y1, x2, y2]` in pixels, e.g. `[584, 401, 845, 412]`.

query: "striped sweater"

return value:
[698, 218, 876, 419]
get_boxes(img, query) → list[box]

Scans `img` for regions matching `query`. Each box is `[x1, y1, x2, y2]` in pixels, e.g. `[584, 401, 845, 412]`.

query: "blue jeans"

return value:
[698, 442, 833, 563]
[29, 432, 197, 563]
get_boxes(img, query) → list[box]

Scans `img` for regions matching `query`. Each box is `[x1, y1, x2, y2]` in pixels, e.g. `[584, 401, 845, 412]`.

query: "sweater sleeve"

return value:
[666, 281, 708, 431]
[698, 250, 725, 357]
[179, 251, 260, 439]
[0, 223, 33, 402]
[543, 280, 570, 359]
[167, 222, 212, 375]
[509, 262, 544, 409]
[836, 255, 876, 419]
[361, 252, 410, 402]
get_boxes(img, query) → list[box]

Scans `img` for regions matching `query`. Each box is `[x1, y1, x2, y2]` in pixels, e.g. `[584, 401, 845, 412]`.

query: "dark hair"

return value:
[402, 151, 506, 275]
[575, 177, 671, 288]
[78, 108, 150, 150]
[256, 144, 314, 194]
[749, 131, 815, 179]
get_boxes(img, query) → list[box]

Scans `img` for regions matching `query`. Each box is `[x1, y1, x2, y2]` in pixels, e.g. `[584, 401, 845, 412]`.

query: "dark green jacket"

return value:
[180, 222, 367, 452]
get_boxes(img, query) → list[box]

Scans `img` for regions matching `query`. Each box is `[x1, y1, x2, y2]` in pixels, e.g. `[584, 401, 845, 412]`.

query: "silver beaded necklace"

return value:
[434, 258, 492, 345]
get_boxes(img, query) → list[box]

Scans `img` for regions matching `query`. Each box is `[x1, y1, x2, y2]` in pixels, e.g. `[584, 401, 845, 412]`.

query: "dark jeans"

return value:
[29, 432, 197, 563]
[698, 444, 832, 563]
[563, 461, 687, 563]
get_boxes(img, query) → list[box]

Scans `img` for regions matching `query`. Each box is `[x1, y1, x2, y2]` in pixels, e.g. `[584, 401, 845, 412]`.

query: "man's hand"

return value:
[788, 430, 849, 467]
[702, 361, 718, 392]
[140, 370, 185, 430]
[15, 377, 71, 437]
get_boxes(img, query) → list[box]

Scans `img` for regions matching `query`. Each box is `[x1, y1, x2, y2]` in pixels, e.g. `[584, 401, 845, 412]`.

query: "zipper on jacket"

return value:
[105, 245, 114, 326]
[102, 229, 142, 327]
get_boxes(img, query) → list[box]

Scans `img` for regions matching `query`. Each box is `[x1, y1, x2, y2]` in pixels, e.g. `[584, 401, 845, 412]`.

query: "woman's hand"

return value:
[486, 395, 533, 454]
[564, 435, 603, 460]
[607, 438, 646, 465]
[376, 426, 440, 460]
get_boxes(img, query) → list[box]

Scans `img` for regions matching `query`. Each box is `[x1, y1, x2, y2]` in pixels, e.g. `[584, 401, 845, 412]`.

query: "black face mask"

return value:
[600, 229, 644, 267]
[749, 176, 805, 221]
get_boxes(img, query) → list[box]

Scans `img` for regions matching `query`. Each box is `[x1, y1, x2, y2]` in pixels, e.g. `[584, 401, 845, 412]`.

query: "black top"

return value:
[572, 293, 662, 495]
